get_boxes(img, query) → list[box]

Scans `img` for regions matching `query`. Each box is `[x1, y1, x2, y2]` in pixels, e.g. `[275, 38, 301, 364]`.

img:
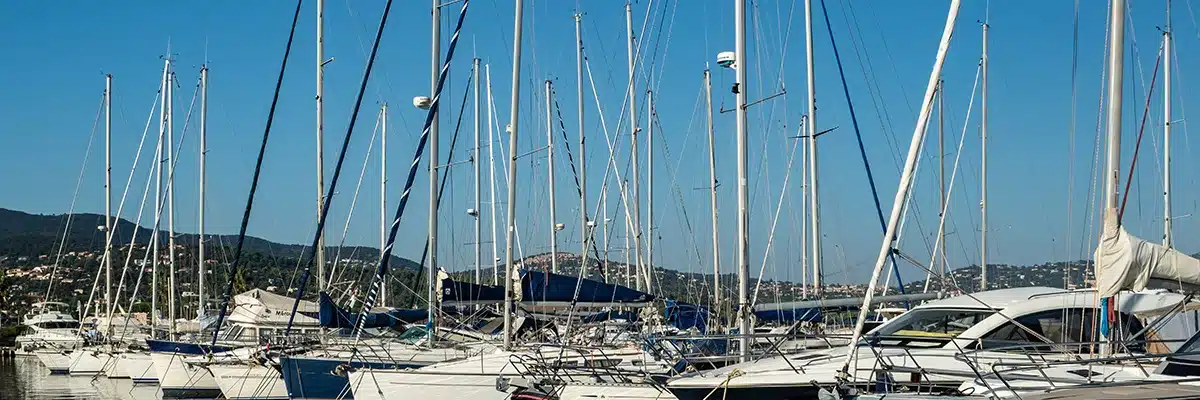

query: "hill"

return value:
[0, 208, 420, 271]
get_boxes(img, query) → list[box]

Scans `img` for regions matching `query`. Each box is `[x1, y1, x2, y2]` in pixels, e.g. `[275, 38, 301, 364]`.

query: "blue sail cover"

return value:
[438, 278, 506, 304]
[520, 270, 654, 305]
[754, 307, 823, 323]
[665, 300, 709, 333]
[438, 270, 654, 305]
[318, 292, 432, 329]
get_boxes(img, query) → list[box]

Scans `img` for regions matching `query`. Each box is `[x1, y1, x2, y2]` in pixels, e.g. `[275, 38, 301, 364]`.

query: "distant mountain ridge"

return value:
[0, 207, 420, 270]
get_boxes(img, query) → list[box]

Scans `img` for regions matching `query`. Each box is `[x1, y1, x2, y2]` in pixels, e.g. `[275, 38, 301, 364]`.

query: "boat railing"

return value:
[508, 343, 643, 387]
[842, 337, 1191, 396]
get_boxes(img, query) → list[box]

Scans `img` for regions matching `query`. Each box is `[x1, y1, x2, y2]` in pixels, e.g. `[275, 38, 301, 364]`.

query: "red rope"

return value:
[1117, 50, 1163, 224]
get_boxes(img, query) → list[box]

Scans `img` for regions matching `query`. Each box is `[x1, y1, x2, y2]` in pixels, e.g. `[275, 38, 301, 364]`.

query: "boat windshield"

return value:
[35, 321, 80, 330]
[865, 308, 995, 347]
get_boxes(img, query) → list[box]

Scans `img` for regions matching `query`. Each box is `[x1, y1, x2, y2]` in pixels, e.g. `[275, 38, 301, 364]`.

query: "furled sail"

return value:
[436, 269, 654, 306]
[317, 292, 430, 329]
[1096, 212, 1200, 298]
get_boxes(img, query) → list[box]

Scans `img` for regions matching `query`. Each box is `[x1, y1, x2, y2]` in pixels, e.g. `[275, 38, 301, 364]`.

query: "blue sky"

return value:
[1, 0, 1198, 289]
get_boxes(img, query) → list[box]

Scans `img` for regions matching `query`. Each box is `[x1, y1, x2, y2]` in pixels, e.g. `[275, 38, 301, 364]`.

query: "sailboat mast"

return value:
[427, 0, 442, 340]
[487, 64, 499, 286]
[104, 74, 112, 334]
[316, 0, 328, 292]
[153, 59, 167, 335]
[646, 89, 654, 291]
[845, 0, 961, 375]
[503, 0, 526, 351]
[575, 13, 588, 273]
[929, 80, 945, 293]
[1104, 1, 1126, 212]
[380, 103, 388, 307]
[625, 2, 645, 291]
[546, 80, 559, 273]
[804, 0, 822, 296]
[167, 64, 177, 336]
[734, 0, 752, 362]
[474, 58, 482, 284]
[980, 22, 989, 290]
[199, 65, 208, 317]
[1163, 1, 1173, 247]
[704, 69, 720, 310]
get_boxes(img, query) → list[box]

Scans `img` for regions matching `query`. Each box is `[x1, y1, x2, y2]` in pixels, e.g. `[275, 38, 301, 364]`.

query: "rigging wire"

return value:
[285, 0, 395, 336]
[209, 0, 306, 345]
[353, 0, 468, 340]
[42, 94, 106, 304]
[1118, 49, 1164, 224]
[405, 73, 476, 308]
[820, 0, 907, 297]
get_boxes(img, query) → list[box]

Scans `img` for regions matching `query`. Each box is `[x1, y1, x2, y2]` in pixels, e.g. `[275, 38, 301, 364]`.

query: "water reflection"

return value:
[0, 357, 159, 400]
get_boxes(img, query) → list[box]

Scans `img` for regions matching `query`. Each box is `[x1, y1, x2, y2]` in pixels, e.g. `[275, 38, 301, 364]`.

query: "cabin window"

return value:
[978, 308, 1145, 353]
[869, 308, 996, 347]
[36, 321, 79, 330]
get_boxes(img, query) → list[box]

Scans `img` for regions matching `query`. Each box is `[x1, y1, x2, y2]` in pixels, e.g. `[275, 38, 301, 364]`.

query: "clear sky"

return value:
[1, 0, 1198, 289]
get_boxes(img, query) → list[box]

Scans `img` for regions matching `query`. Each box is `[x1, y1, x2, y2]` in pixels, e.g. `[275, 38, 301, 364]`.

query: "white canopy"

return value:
[1096, 211, 1200, 298]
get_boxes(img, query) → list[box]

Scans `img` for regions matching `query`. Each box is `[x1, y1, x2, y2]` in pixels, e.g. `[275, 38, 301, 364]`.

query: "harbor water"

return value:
[0, 356, 159, 400]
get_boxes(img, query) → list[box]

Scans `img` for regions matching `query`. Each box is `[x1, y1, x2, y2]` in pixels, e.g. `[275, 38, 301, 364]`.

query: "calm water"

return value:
[0, 356, 159, 400]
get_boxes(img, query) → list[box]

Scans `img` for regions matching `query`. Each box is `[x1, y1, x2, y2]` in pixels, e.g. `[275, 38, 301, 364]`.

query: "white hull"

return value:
[113, 352, 158, 383]
[207, 362, 289, 400]
[558, 382, 678, 400]
[348, 370, 513, 400]
[67, 349, 113, 376]
[34, 350, 72, 374]
[152, 350, 223, 398]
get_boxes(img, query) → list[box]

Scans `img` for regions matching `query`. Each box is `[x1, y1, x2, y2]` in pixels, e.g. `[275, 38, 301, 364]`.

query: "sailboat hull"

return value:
[347, 370, 514, 400]
[34, 350, 72, 374]
[148, 340, 232, 398]
[558, 382, 678, 400]
[280, 356, 415, 400]
[667, 384, 822, 400]
[67, 349, 113, 376]
[113, 352, 158, 383]
[207, 362, 289, 400]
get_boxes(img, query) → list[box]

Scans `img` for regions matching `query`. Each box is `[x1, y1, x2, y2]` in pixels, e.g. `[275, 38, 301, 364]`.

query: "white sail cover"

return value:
[1096, 211, 1200, 298]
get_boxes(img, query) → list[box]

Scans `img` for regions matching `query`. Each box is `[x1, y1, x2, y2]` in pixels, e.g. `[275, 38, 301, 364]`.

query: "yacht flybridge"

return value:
[17, 302, 83, 353]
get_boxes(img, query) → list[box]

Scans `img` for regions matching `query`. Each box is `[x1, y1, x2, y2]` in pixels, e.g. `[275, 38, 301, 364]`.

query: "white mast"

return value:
[1163, 1, 1173, 247]
[104, 74, 112, 333]
[704, 69, 720, 310]
[316, 0, 328, 292]
[925, 80, 946, 294]
[167, 64, 177, 336]
[624, 182, 631, 287]
[152, 59, 167, 335]
[734, 0, 752, 362]
[844, 0, 961, 375]
[1103, 0, 1126, 225]
[980, 21, 989, 290]
[546, 80, 559, 274]
[804, 0, 822, 296]
[503, 0, 526, 351]
[380, 103, 388, 307]
[199, 65, 208, 317]
[427, 0, 442, 337]
[939, 80, 946, 285]
[646, 89, 655, 291]
[575, 13, 588, 272]
[625, 2, 646, 291]
[474, 58, 482, 284]
[487, 64, 499, 285]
